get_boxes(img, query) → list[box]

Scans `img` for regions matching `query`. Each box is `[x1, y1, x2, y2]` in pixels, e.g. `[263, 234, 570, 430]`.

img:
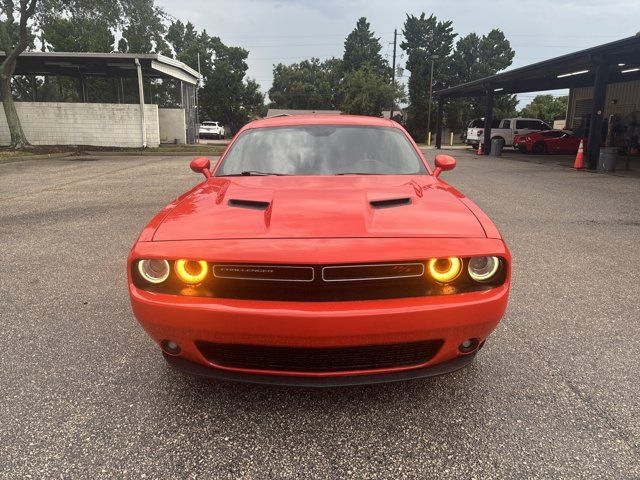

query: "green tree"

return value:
[400, 13, 456, 141]
[342, 17, 389, 77]
[167, 24, 264, 133]
[445, 29, 517, 132]
[268, 58, 342, 110]
[117, 0, 169, 54]
[519, 94, 568, 125]
[243, 78, 267, 119]
[42, 17, 114, 52]
[0, 0, 37, 149]
[339, 66, 400, 117]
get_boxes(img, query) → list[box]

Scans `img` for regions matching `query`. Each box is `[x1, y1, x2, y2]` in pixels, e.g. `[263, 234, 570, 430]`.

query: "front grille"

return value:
[322, 263, 424, 282]
[196, 340, 444, 372]
[210, 262, 435, 301]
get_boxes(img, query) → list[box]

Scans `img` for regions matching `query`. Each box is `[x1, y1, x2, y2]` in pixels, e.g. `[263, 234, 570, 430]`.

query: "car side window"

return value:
[515, 120, 526, 129]
[501, 120, 511, 129]
[544, 131, 564, 138]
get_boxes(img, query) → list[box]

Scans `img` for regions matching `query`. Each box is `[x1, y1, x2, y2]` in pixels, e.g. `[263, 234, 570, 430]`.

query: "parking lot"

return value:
[1, 151, 638, 478]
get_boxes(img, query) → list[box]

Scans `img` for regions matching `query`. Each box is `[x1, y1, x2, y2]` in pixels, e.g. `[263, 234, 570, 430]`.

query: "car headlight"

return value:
[427, 257, 462, 283]
[175, 259, 209, 285]
[468, 256, 500, 282]
[137, 259, 170, 284]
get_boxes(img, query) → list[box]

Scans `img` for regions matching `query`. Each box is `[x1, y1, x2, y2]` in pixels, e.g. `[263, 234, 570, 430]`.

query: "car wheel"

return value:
[532, 142, 547, 155]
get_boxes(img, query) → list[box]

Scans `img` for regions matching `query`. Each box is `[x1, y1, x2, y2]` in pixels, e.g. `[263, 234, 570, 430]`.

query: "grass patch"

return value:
[143, 145, 227, 154]
[0, 150, 36, 158]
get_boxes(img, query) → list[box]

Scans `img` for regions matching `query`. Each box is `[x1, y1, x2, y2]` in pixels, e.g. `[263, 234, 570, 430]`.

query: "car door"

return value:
[543, 131, 568, 153]
[558, 133, 581, 154]
[497, 119, 512, 144]
[515, 120, 536, 139]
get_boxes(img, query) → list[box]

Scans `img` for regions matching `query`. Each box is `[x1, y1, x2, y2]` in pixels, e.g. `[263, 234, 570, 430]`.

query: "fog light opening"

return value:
[161, 340, 181, 356]
[458, 338, 480, 354]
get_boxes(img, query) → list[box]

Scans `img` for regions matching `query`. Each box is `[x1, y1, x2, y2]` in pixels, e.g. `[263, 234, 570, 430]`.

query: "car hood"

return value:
[152, 176, 486, 241]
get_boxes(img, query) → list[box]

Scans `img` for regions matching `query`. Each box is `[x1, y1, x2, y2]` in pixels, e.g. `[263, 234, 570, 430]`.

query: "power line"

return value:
[218, 32, 622, 41]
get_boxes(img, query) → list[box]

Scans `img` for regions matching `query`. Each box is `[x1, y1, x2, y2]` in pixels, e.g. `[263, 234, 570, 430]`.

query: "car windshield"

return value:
[216, 125, 428, 176]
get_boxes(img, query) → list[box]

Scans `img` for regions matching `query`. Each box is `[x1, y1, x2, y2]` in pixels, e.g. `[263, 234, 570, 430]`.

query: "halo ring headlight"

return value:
[175, 259, 208, 285]
[468, 256, 500, 282]
[137, 259, 170, 284]
[428, 257, 462, 283]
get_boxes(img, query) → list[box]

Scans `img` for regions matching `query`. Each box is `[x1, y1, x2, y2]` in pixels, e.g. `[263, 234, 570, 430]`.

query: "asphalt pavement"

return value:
[1, 151, 638, 479]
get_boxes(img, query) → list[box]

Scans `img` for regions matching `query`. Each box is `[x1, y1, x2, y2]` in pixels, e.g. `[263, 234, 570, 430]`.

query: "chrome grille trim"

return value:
[321, 263, 425, 282]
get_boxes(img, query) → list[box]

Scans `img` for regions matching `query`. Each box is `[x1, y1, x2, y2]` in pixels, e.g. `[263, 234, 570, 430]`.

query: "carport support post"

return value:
[135, 59, 147, 148]
[483, 87, 494, 156]
[435, 98, 444, 149]
[586, 61, 609, 170]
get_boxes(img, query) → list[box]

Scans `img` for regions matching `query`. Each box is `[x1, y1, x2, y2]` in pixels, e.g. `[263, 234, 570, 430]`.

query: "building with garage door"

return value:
[0, 52, 201, 148]
[567, 79, 639, 141]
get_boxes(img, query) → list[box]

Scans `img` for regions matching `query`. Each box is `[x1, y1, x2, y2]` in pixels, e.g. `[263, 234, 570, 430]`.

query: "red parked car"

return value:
[128, 115, 511, 386]
[514, 130, 585, 154]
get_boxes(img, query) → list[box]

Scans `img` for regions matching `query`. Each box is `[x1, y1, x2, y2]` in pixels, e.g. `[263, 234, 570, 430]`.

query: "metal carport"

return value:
[0, 52, 201, 145]
[434, 35, 640, 169]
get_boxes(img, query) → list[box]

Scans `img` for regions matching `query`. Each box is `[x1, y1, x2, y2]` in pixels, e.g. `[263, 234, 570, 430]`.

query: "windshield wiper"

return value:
[220, 171, 288, 177]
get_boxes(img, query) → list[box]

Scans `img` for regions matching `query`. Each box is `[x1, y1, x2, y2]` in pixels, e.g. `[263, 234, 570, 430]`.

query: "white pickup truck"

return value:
[466, 117, 551, 148]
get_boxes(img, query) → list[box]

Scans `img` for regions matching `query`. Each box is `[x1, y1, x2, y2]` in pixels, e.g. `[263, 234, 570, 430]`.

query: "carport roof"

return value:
[436, 35, 640, 98]
[0, 52, 201, 85]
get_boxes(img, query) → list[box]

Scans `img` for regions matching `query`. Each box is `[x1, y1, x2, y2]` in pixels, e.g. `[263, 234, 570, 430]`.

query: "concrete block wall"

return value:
[158, 108, 186, 144]
[0, 102, 160, 147]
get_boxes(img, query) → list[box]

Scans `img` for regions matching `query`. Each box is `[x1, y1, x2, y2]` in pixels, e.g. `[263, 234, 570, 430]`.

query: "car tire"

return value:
[532, 142, 547, 155]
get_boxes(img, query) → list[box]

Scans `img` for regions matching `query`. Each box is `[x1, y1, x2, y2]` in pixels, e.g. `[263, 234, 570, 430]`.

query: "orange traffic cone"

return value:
[573, 139, 585, 170]
[477, 142, 483, 155]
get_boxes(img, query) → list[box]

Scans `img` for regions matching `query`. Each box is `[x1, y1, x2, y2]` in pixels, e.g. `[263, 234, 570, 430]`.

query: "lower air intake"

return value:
[196, 340, 444, 373]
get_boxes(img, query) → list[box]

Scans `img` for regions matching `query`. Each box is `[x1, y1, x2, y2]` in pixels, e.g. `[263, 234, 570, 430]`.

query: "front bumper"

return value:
[130, 283, 508, 382]
[128, 237, 510, 383]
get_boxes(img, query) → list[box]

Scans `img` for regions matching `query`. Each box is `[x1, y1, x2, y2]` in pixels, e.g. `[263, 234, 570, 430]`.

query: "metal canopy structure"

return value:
[434, 35, 640, 169]
[0, 51, 200, 85]
[0, 51, 201, 145]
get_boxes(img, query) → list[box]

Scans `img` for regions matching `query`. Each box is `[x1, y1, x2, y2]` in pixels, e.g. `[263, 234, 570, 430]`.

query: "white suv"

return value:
[199, 121, 225, 139]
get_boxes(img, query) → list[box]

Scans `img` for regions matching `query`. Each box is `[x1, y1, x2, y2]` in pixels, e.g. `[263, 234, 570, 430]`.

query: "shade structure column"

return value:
[135, 58, 147, 148]
[483, 87, 494, 155]
[435, 98, 444, 149]
[586, 61, 609, 169]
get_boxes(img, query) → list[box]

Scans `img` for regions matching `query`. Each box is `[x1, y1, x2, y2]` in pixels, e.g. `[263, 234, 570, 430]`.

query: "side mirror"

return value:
[433, 155, 456, 178]
[190, 157, 211, 178]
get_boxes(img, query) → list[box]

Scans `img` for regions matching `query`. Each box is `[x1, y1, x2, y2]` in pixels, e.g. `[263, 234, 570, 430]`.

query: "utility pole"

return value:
[390, 29, 398, 120]
[426, 55, 439, 145]
[196, 52, 202, 143]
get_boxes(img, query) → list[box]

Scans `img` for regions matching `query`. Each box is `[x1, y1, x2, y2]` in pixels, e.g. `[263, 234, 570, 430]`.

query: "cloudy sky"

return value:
[157, 0, 639, 107]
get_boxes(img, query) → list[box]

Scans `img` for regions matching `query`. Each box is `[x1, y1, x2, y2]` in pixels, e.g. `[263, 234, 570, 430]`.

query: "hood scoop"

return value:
[369, 197, 412, 209]
[228, 199, 271, 211]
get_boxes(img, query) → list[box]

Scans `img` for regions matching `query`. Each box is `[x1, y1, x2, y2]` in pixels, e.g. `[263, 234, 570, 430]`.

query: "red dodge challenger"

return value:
[128, 115, 511, 386]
